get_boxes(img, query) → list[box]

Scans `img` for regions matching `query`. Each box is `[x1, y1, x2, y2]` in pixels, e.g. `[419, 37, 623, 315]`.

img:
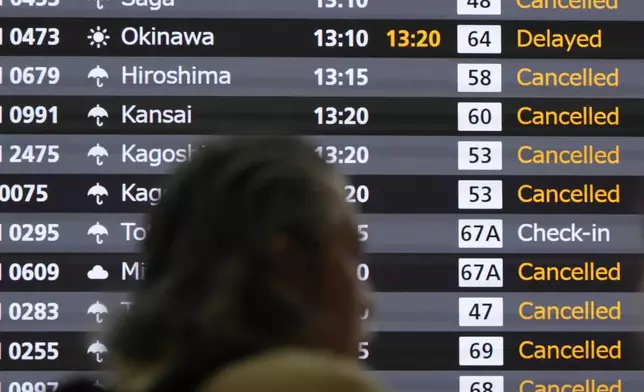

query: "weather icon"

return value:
[88, 105, 108, 126]
[87, 265, 109, 280]
[88, 27, 110, 48]
[88, 183, 108, 205]
[88, 144, 109, 166]
[87, 222, 108, 244]
[87, 66, 108, 88]
[87, 341, 108, 363]
[87, 301, 108, 323]
[92, 0, 110, 10]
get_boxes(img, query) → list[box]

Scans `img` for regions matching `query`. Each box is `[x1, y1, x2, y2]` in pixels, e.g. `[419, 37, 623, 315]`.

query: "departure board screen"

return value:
[1, 0, 643, 391]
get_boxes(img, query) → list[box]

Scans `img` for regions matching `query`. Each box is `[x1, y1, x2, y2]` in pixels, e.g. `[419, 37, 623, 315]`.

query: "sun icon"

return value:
[88, 26, 110, 48]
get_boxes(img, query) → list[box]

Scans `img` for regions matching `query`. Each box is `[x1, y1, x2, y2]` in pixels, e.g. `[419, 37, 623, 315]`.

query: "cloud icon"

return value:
[87, 265, 109, 280]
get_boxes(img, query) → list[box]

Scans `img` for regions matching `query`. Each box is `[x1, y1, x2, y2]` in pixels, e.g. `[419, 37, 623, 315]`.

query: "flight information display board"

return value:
[1, 0, 643, 391]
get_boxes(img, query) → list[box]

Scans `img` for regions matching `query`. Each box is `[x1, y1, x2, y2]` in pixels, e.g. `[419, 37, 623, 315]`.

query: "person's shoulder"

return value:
[202, 347, 385, 392]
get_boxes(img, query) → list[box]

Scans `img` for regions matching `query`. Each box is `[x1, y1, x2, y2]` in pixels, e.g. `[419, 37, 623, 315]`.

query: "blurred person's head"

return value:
[109, 136, 368, 388]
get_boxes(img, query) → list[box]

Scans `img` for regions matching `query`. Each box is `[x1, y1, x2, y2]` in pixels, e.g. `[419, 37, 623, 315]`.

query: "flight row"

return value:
[0, 19, 642, 59]
[2, 291, 643, 332]
[0, 370, 640, 392]
[2, 174, 644, 214]
[0, 57, 639, 98]
[0, 135, 643, 176]
[0, 253, 639, 292]
[0, 0, 636, 21]
[1, 96, 643, 135]
[0, 332, 641, 370]
[0, 213, 640, 253]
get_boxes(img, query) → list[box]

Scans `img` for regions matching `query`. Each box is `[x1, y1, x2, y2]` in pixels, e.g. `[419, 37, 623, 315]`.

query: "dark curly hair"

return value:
[105, 136, 359, 392]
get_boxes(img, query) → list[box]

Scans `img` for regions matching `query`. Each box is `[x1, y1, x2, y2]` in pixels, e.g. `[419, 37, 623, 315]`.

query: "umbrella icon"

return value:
[87, 341, 108, 363]
[87, 301, 108, 323]
[87, 66, 108, 87]
[88, 105, 108, 127]
[87, 222, 108, 244]
[92, 0, 109, 9]
[88, 144, 109, 166]
[87, 183, 108, 205]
